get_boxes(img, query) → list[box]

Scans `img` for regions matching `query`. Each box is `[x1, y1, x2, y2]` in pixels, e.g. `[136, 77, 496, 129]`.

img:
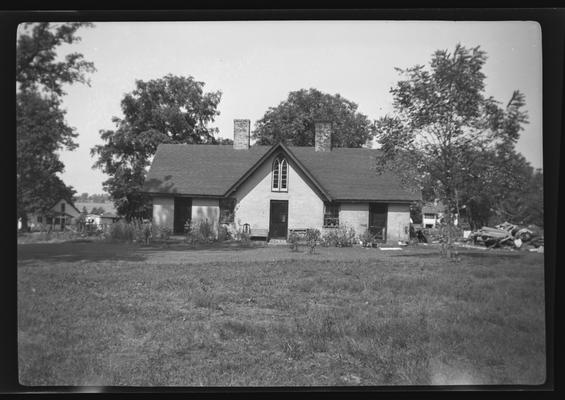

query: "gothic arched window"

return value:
[272, 156, 288, 192]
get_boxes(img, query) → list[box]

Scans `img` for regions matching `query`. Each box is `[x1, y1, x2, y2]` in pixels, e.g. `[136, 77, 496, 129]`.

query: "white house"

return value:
[23, 198, 81, 231]
[86, 212, 120, 227]
[422, 200, 459, 228]
[142, 120, 421, 243]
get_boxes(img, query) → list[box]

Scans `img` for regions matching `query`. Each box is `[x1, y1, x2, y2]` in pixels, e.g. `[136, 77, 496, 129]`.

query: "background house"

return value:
[23, 198, 81, 231]
[142, 120, 421, 243]
[422, 200, 459, 228]
[86, 211, 120, 228]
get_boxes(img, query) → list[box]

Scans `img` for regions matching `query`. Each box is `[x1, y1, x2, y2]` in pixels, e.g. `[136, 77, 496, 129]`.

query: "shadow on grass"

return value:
[139, 241, 267, 253]
[17, 240, 269, 265]
[17, 242, 147, 264]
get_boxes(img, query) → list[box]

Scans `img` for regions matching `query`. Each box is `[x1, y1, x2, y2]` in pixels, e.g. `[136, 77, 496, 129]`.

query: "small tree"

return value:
[375, 44, 528, 258]
[305, 228, 321, 254]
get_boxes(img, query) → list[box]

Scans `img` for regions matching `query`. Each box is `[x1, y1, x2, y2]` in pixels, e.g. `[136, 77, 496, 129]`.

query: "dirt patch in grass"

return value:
[17, 243, 545, 386]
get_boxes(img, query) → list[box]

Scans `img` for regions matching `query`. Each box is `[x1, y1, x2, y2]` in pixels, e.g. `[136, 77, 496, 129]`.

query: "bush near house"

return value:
[321, 225, 357, 247]
[186, 219, 216, 244]
[109, 219, 150, 243]
[360, 229, 376, 247]
[305, 228, 321, 254]
[288, 231, 300, 252]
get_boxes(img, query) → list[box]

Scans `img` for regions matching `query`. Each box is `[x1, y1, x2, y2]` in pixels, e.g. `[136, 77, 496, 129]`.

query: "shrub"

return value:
[157, 226, 172, 241]
[321, 225, 356, 247]
[305, 228, 321, 254]
[360, 229, 375, 247]
[288, 231, 300, 252]
[109, 219, 150, 243]
[217, 225, 231, 242]
[321, 229, 338, 247]
[187, 219, 215, 244]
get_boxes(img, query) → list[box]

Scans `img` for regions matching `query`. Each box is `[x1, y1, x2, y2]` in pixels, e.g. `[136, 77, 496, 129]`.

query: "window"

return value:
[219, 198, 236, 224]
[423, 213, 436, 220]
[271, 156, 288, 192]
[37, 216, 42, 223]
[323, 202, 340, 227]
[61, 203, 65, 213]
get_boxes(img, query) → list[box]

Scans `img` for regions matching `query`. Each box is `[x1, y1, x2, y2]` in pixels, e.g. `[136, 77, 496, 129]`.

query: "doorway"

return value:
[369, 203, 388, 242]
[174, 197, 192, 234]
[269, 200, 288, 239]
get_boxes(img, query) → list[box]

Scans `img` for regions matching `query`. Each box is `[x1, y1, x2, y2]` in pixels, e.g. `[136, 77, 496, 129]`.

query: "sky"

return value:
[29, 20, 542, 195]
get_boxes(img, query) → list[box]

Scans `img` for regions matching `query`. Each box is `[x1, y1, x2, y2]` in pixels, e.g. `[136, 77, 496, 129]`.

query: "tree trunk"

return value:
[19, 214, 28, 232]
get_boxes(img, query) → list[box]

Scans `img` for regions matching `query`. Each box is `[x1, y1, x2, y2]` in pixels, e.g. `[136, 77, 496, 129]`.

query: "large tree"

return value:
[252, 88, 375, 147]
[456, 147, 543, 230]
[16, 22, 95, 229]
[375, 44, 529, 257]
[91, 74, 222, 220]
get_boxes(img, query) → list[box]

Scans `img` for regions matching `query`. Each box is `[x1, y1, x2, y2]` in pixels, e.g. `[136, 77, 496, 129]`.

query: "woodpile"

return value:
[467, 222, 544, 251]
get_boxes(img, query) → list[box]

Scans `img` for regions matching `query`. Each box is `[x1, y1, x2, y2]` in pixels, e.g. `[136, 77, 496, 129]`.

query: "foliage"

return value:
[17, 91, 78, 225]
[288, 231, 301, 252]
[91, 74, 222, 220]
[360, 229, 376, 247]
[305, 229, 321, 254]
[16, 22, 96, 96]
[187, 219, 216, 244]
[16, 23, 95, 229]
[108, 219, 149, 243]
[76, 193, 111, 203]
[321, 226, 356, 247]
[217, 225, 231, 242]
[252, 88, 375, 147]
[152, 226, 172, 241]
[458, 151, 543, 229]
[410, 202, 423, 225]
[90, 206, 106, 215]
[375, 44, 529, 257]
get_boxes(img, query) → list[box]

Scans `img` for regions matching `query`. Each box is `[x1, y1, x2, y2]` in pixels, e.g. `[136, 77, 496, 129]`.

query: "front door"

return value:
[269, 200, 288, 239]
[369, 203, 388, 242]
[174, 197, 192, 234]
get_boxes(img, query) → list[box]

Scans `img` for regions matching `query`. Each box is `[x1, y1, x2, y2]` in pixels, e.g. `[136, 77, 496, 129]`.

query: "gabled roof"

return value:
[48, 198, 81, 215]
[143, 144, 270, 196]
[224, 143, 332, 201]
[287, 147, 419, 202]
[142, 143, 421, 202]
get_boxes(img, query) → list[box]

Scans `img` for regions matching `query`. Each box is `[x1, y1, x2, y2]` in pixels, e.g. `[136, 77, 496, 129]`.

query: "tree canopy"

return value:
[17, 22, 96, 97]
[16, 22, 95, 228]
[91, 74, 222, 220]
[375, 44, 530, 255]
[252, 88, 375, 147]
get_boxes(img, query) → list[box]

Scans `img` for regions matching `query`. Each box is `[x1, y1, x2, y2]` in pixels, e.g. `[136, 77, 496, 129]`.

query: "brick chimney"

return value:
[314, 122, 332, 152]
[233, 119, 250, 150]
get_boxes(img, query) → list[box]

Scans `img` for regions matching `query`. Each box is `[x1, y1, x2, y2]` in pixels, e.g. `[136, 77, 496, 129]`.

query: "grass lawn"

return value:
[17, 241, 546, 386]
